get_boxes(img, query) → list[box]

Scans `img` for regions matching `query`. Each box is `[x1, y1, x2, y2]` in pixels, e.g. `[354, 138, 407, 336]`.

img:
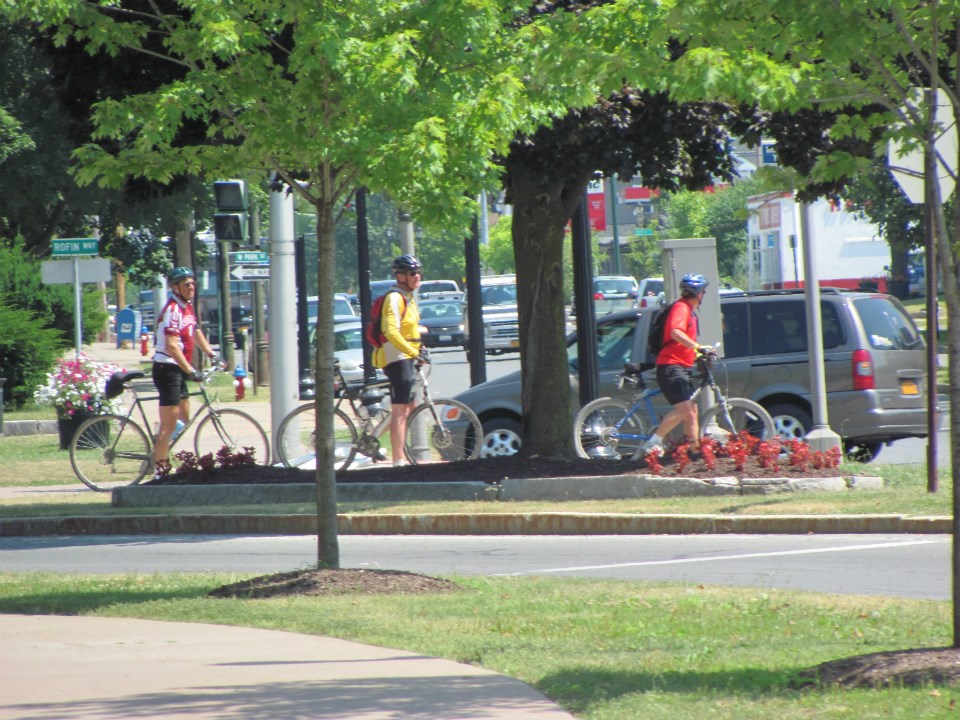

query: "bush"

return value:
[0, 239, 107, 346]
[0, 304, 62, 409]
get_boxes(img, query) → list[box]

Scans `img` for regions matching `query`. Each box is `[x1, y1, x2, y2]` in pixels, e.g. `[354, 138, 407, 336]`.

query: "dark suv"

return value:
[455, 288, 934, 462]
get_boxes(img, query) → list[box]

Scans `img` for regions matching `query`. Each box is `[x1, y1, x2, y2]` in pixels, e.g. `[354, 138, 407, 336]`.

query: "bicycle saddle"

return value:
[105, 370, 146, 399]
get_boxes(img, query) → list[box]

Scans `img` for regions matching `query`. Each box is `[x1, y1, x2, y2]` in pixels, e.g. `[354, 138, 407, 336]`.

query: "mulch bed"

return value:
[145, 453, 857, 486]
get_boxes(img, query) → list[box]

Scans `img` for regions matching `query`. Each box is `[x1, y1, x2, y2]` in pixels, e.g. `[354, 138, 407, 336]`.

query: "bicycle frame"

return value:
[123, 383, 214, 449]
[606, 356, 727, 444]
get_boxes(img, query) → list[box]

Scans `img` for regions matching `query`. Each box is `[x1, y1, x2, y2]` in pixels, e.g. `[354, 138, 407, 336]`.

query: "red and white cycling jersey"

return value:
[153, 295, 197, 365]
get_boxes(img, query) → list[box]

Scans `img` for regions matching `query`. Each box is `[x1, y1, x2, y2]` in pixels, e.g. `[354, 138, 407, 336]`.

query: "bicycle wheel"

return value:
[699, 397, 776, 443]
[194, 408, 270, 465]
[277, 403, 358, 471]
[574, 398, 650, 460]
[404, 398, 482, 465]
[70, 414, 151, 491]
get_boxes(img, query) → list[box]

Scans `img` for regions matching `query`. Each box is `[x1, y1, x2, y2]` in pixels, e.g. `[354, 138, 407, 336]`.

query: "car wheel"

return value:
[766, 403, 811, 441]
[844, 440, 882, 463]
[479, 418, 522, 458]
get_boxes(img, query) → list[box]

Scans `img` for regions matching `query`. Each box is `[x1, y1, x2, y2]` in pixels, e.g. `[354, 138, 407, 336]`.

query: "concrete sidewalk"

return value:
[0, 615, 574, 720]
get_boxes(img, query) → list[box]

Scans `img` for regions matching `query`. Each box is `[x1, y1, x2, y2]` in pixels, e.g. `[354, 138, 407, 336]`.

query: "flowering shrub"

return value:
[170, 447, 258, 475]
[34, 354, 125, 418]
[640, 433, 845, 476]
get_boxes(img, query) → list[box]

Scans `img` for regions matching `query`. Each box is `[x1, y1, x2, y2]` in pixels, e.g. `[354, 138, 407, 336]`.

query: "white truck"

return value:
[463, 275, 520, 355]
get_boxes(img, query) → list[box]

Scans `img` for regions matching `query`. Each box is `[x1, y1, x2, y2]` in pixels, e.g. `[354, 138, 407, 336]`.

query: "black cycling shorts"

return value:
[383, 358, 417, 405]
[152, 363, 190, 407]
[656, 364, 696, 405]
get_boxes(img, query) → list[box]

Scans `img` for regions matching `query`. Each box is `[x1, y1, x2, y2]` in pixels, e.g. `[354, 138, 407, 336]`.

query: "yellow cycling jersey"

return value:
[372, 288, 420, 368]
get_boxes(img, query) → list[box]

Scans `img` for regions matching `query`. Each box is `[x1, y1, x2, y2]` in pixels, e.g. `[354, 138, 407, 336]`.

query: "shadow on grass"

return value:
[538, 665, 797, 713]
[0, 584, 214, 615]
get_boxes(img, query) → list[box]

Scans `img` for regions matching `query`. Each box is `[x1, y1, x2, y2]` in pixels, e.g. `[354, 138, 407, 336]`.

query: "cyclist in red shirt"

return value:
[641, 273, 713, 455]
[151, 266, 218, 476]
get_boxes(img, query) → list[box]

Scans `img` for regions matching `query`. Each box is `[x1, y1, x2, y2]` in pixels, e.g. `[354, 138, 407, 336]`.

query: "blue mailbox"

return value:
[115, 306, 142, 348]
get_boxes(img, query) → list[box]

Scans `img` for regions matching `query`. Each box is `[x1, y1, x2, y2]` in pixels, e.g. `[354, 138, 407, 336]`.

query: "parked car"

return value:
[203, 306, 254, 346]
[592, 275, 638, 314]
[417, 298, 466, 348]
[637, 277, 664, 308]
[418, 279, 463, 301]
[455, 288, 935, 461]
[307, 294, 357, 325]
[462, 275, 520, 355]
[309, 320, 384, 386]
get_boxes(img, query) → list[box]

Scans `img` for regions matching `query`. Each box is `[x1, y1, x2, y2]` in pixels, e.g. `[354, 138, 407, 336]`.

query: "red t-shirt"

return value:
[655, 298, 698, 367]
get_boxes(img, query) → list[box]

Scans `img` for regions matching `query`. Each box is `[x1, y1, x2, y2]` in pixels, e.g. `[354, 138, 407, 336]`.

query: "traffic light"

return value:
[213, 180, 248, 247]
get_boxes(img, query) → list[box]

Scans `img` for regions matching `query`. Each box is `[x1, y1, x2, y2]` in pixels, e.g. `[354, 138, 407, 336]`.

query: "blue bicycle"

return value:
[573, 353, 776, 460]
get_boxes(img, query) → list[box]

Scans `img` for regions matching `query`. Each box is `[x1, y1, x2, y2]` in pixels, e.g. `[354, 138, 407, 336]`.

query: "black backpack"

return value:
[646, 300, 678, 357]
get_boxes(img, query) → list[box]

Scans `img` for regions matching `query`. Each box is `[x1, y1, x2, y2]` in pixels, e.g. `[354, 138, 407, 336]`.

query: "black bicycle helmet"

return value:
[680, 273, 709, 296]
[168, 266, 195, 284]
[391, 254, 422, 273]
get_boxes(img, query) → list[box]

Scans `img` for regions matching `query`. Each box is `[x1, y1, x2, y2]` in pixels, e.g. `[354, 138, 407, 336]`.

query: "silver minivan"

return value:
[456, 288, 934, 462]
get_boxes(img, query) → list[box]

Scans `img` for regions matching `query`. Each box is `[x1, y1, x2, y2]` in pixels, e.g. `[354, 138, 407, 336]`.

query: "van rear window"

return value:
[853, 297, 923, 350]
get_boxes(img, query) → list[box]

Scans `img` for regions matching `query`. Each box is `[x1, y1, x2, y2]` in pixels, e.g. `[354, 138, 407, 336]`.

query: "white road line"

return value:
[493, 538, 947, 576]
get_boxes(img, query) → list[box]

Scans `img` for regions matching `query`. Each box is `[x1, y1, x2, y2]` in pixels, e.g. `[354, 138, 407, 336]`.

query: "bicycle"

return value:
[573, 351, 776, 460]
[277, 357, 482, 470]
[69, 366, 270, 491]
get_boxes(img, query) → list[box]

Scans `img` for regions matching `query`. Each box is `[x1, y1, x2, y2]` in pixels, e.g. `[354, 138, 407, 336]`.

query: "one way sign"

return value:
[231, 265, 270, 280]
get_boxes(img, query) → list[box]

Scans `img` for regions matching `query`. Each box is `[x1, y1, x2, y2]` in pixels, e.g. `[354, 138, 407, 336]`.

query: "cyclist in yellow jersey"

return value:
[372, 255, 425, 466]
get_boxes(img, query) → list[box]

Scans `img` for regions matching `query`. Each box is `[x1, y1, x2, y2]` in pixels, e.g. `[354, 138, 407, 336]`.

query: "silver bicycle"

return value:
[277, 358, 483, 470]
[69, 366, 270, 490]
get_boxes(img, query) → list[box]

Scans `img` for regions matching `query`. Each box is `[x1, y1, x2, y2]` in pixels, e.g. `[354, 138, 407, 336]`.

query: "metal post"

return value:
[73, 256, 82, 358]
[924, 139, 939, 493]
[295, 233, 315, 399]
[217, 242, 236, 370]
[572, 193, 599, 406]
[465, 213, 486, 386]
[356, 188, 376, 383]
[799, 201, 841, 452]
[608, 176, 622, 275]
[269, 183, 299, 463]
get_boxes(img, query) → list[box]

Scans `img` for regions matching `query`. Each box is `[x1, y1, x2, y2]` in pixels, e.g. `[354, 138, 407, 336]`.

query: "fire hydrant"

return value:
[233, 365, 248, 401]
[140, 326, 150, 356]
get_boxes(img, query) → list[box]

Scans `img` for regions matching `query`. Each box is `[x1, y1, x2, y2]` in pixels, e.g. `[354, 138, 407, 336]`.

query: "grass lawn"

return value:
[0, 572, 954, 720]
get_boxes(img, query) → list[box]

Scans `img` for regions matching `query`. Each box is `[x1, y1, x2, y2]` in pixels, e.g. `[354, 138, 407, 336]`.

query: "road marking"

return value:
[493, 538, 947, 576]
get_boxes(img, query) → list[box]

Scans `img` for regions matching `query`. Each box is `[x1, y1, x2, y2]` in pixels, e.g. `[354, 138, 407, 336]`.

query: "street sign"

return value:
[231, 265, 270, 281]
[634, 228, 654, 236]
[52, 238, 99, 257]
[230, 251, 269, 265]
[888, 87, 958, 204]
[41, 258, 112, 284]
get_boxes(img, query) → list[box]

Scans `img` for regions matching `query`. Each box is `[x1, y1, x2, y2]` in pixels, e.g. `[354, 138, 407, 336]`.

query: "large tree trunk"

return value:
[509, 162, 589, 458]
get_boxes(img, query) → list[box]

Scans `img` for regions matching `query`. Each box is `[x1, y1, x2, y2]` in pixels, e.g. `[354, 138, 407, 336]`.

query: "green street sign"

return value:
[52, 238, 99, 256]
[634, 228, 654, 236]
[230, 251, 269, 265]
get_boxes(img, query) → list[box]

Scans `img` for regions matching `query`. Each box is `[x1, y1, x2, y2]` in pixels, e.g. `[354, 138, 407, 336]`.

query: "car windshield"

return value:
[595, 279, 635, 294]
[419, 302, 461, 319]
[480, 284, 517, 306]
[334, 327, 363, 352]
[334, 298, 354, 316]
[854, 297, 924, 350]
[567, 317, 636, 371]
[420, 281, 457, 294]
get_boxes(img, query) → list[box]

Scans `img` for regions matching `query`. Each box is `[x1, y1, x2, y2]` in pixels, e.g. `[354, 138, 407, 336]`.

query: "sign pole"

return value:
[73, 255, 83, 358]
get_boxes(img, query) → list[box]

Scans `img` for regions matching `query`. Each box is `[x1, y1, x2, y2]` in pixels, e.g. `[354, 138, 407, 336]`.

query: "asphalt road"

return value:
[1, 534, 950, 600]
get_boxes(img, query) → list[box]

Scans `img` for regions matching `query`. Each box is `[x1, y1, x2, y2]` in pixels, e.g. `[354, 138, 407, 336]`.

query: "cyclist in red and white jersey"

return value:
[151, 266, 217, 476]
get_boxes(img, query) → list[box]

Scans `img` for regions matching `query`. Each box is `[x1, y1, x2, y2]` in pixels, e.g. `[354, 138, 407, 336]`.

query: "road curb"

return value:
[0, 512, 951, 537]
[109, 474, 885, 508]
